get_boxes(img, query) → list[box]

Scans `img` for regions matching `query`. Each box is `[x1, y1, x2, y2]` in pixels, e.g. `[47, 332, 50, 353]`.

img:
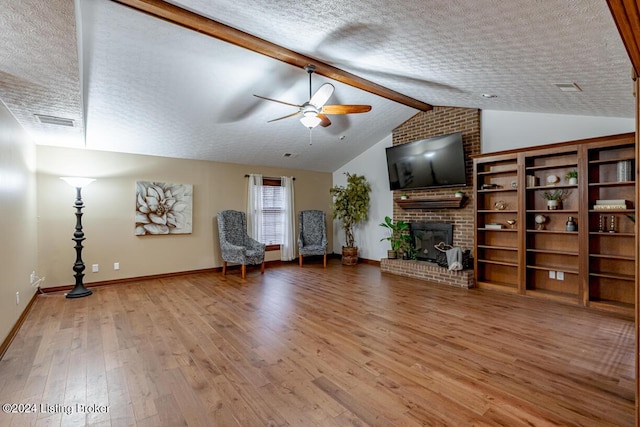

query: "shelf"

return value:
[589, 232, 635, 237]
[475, 281, 519, 292]
[477, 259, 518, 267]
[526, 209, 579, 214]
[395, 196, 467, 209]
[589, 272, 635, 281]
[588, 181, 635, 187]
[526, 265, 578, 274]
[588, 299, 634, 316]
[477, 245, 518, 251]
[526, 229, 578, 235]
[525, 162, 578, 172]
[477, 188, 517, 193]
[527, 248, 578, 256]
[477, 168, 517, 176]
[525, 184, 578, 191]
[589, 253, 635, 261]
[588, 209, 635, 214]
[589, 156, 635, 166]
[478, 228, 517, 232]
[477, 209, 518, 213]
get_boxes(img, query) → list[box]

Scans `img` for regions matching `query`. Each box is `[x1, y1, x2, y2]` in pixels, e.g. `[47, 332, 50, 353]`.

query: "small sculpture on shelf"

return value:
[506, 219, 517, 229]
[598, 215, 607, 232]
[535, 214, 547, 230]
[494, 200, 507, 210]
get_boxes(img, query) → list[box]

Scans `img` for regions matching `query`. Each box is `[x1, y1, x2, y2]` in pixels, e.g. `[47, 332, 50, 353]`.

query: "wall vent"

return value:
[554, 83, 582, 92]
[34, 114, 75, 127]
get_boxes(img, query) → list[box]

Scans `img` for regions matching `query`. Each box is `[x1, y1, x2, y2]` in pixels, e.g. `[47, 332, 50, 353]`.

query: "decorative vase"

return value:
[547, 200, 560, 210]
[342, 246, 359, 265]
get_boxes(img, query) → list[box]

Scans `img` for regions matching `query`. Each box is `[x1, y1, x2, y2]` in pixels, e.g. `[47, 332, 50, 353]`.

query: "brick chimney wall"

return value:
[392, 106, 481, 252]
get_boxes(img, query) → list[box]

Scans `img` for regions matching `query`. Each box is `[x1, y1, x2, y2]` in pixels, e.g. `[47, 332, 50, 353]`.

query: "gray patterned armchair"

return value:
[298, 210, 328, 267]
[217, 210, 265, 279]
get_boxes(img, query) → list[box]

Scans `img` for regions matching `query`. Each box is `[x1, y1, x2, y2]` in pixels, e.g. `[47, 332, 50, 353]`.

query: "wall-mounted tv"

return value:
[385, 131, 467, 191]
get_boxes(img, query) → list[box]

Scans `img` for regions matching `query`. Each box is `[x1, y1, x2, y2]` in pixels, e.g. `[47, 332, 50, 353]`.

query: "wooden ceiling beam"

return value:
[110, 0, 433, 112]
[607, 0, 640, 76]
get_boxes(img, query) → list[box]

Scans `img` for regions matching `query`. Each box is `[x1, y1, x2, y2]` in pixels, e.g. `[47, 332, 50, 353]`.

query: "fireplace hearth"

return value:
[409, 222, 454, 262]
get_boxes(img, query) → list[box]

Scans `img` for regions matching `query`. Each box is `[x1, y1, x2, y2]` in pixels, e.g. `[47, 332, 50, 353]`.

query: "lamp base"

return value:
[66, 285, 93, 298]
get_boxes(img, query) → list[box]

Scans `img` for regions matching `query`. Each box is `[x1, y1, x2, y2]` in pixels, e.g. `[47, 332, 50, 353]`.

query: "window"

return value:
[260, 178, 284, 247]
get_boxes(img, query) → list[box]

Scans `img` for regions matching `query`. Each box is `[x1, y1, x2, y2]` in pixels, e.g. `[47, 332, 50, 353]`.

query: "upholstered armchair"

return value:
[298, 210, 328, 267]
[217, 210, 265, 279]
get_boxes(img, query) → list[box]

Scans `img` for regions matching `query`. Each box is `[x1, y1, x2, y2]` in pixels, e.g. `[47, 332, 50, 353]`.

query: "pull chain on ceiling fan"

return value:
[254, 64, 372, 130]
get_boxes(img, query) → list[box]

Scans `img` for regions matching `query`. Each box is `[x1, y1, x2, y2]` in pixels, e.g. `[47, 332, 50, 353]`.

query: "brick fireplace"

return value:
[380, 106, 480, 289]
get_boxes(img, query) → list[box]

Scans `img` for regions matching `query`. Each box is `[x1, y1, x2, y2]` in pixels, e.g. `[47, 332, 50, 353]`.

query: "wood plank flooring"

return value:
[0, 261, 635, 426]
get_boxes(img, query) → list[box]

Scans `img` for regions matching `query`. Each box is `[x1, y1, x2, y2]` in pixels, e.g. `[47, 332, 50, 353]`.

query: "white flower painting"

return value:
[135, 181, 193, 235]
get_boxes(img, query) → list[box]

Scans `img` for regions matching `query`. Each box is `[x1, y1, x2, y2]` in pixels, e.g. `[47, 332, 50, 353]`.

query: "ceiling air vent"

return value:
[554, 83, 582, 92]
[34, 114, 75, 127]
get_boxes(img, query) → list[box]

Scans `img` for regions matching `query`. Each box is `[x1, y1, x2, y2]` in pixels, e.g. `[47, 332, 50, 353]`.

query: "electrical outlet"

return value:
[557, 271, 565, 281]
[114, 262, 120, 270]
[549, 270, 556, 279]
[92, 264, 99, 273]
[16, 291, 19, 305]
[30, 271, 36, 285]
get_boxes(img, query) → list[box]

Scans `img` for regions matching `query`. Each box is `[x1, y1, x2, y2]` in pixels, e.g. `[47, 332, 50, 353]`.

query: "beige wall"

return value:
[36, 146, 333, 288]
[0, 103, 38, 341]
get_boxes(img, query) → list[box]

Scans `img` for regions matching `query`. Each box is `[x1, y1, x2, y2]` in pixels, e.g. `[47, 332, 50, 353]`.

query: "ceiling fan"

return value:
[254, 64, 372, 129]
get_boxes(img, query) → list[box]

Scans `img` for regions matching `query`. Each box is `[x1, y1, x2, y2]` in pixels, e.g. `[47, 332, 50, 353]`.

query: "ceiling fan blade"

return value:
[321, 104, 372, 115]
[309, 83, 334, 108]
[267, 111, 301, 123]
[253, 94, 302, 108]
[317, 114, 331, 127]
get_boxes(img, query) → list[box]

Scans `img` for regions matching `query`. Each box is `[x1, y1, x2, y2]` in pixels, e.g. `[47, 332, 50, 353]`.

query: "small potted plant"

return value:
[379, 216, 411, 259]
[541, 189, 570, 210]
[565, 170, 578, 185]
[400, 193, 409, 200]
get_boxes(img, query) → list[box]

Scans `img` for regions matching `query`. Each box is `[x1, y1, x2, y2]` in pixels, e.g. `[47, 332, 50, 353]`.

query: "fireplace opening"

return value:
[410, 222, 454, 262]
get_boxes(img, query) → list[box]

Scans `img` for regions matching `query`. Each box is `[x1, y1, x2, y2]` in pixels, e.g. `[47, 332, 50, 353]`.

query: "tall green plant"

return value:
[330, 173, 371, 248]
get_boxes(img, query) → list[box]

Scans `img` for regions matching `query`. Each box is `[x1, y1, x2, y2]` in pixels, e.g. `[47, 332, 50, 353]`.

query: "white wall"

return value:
[0, 101, 38, 343]
[332, 135, 393, 260]
[481, 110, 634, 153]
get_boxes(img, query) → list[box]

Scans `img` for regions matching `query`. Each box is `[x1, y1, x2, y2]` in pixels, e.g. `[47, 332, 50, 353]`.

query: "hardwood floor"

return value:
[0, 261, 634, 426]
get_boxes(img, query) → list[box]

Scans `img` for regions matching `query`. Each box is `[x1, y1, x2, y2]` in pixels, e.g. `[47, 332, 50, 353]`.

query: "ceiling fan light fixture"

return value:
[300, 112, 321, 129]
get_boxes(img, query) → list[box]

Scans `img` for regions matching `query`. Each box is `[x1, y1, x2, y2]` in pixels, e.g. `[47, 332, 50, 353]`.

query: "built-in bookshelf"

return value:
[473, 133, 635, 316]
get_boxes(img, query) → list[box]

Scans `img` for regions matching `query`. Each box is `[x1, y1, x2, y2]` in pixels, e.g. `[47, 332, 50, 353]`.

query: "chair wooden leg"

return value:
[260, 262, 265, 274]
[222, 261, 227, 276]
[299, 255, 303, 267]
[323, 254, 327, 268]
[241, 264, 246, 279]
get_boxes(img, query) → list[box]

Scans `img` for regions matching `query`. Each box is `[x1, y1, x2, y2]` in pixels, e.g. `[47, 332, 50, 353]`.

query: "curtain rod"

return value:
[245, 174, 295, 180]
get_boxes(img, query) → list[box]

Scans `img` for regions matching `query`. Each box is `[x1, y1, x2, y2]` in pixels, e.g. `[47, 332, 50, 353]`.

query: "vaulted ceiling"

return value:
[0, 0, 634, 172]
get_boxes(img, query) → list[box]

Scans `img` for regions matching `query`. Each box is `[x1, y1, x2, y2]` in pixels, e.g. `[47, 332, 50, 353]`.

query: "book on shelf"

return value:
[594, 205, 628, 210]
[485, 223, 504, 229]
[594, 199, 632, 210]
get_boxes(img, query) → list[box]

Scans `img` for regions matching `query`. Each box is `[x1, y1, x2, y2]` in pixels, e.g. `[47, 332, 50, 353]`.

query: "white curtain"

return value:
[246, 173, 263, 241]
[280, 176, 296, 261]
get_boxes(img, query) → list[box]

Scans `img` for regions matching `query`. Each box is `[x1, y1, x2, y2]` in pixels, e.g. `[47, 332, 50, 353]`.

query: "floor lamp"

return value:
[60, 177, 95, 298]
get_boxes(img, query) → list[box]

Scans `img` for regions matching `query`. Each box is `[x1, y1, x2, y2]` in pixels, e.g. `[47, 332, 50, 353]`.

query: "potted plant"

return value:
[379, 216, 411, 259]
[541, 189, 570, 210]
[565, 170, 578, 185]
[330, 173, 372, 265]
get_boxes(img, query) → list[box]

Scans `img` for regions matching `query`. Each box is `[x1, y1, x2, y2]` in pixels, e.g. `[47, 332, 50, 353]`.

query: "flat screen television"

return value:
[385, 131, 467, 190]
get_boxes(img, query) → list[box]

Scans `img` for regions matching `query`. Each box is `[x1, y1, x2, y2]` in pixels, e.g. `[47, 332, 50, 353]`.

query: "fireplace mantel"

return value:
[395, 196, 468, 209]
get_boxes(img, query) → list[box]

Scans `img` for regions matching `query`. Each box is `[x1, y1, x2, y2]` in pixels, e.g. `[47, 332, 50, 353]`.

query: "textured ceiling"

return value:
[0, 0, 634, 172]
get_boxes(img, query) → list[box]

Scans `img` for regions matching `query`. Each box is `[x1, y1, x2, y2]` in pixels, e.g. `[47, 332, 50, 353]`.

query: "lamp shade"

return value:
[300, 113, 321, 129]
[60, 177, 95, 188]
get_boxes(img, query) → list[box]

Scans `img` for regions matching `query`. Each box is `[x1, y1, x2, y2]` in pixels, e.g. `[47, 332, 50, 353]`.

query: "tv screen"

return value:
[385, 131, 467, 190]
